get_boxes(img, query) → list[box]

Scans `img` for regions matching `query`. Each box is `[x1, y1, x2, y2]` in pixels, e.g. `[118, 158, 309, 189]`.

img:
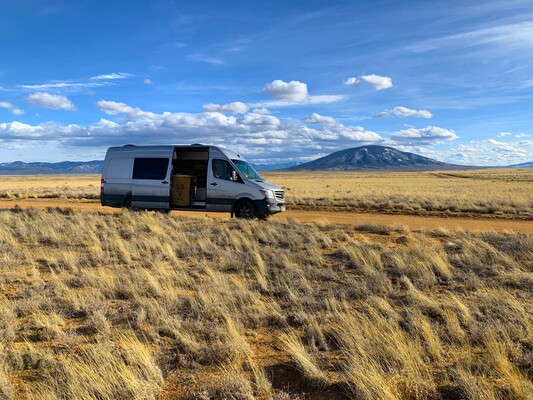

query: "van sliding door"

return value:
[131, 157, 171, 209]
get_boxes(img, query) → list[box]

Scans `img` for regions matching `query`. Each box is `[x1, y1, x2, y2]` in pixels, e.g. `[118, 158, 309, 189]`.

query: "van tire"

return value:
[123, 196, 133, 210]
[234, 200, 256, 219]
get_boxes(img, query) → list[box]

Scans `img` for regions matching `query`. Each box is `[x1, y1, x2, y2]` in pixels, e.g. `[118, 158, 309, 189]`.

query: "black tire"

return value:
[123, 196, 137, 211]
[234, 200, 256, 219]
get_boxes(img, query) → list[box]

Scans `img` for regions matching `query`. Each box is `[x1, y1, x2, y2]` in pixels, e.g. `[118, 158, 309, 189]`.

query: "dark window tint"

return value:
[132, 158, 169, 180]
[212, 159, 233, 180]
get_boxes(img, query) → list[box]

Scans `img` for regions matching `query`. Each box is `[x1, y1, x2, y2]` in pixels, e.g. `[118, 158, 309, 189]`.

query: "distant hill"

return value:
[507, 161, 533, 168]
[286, 145, 468, 171]
[0, 160, 103, 175]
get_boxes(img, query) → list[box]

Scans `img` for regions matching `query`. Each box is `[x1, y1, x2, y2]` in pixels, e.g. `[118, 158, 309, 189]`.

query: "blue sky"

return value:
[0, 0, 532, 165]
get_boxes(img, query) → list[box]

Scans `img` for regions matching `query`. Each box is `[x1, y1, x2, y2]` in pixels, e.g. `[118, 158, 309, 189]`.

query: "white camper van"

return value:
[100, 144, 286, 219]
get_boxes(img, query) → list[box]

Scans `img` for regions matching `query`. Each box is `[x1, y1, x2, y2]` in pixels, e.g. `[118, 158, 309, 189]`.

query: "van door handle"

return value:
[210, 182, 218, 186]
[162, 181, 169, 184]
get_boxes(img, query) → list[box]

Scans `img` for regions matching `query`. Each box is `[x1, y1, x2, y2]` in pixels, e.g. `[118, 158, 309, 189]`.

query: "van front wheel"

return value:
[234, 200, 256, 219]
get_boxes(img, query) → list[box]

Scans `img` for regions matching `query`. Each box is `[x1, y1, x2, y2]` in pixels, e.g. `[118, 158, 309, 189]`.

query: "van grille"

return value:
[275, 191, 285, 202]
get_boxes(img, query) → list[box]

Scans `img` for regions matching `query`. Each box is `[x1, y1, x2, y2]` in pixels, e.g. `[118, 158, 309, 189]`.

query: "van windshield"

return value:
[232, 160, 262, 180]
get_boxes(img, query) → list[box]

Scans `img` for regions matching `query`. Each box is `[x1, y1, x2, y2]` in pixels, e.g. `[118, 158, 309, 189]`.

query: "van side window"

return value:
[132, 158, 169, 180]
[212, 159, 233, 181]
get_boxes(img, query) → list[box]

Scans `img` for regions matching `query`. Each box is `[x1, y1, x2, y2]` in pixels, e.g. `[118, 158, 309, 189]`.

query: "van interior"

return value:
[171, 148, 209, 208]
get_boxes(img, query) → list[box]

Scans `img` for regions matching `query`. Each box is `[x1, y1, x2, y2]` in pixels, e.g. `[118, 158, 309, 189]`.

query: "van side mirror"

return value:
[231, 170, 238, 181]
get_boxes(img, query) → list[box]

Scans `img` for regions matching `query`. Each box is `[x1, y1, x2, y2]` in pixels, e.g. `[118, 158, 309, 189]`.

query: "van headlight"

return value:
[259, 189, 275, 199]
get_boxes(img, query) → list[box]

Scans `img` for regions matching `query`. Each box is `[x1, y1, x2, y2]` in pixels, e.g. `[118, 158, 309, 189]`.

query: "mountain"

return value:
[507, 161, 533, 168]
[253, 161, 300, 171]
[286, 145, 468, 171]
[0, 160, 103, 175]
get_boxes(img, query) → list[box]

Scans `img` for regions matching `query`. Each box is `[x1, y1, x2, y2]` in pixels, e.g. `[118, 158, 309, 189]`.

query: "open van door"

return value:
[131, 157, 171, 209]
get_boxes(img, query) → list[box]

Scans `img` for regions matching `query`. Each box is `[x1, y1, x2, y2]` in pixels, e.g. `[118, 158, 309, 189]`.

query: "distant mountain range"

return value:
[287, 145, 469, 171]
[0, 160, 103, 175]
[0, 146, 530, 174]
[508, 161, 533, 168]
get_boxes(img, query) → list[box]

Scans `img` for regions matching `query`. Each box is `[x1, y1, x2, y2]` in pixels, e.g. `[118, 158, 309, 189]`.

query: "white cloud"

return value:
[143, 78, 153, 85]
[515, 133, 529, 138]
[19, 82, 112, 91]
[304, 113, 337, 125]
[95, 100, 158, 120]
[96, 100, 135, 115]
[389, 126, 458, 145]
[0, 101, 24, 115]
[360, 74, 393, 90]
[445, 138, 532, 166]
[380, 106, 433, 119]
[203, 101, 249, 114]
[252, 107, 271, 115]
[497, 132, 512, 137]
[264, 80, 308, 102]
[260, 80, 344, 107]
[408, 22, 533, 53]
[344, 77, 360, 87]
[26, 92, 77, 111]
[0, 101, 385, 162]
[91, 73, 134, 80]
[305, 95, 345, 104]
[186, 53, 224, 65]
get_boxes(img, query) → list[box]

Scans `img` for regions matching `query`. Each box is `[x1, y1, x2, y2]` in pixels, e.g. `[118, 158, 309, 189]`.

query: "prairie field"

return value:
[267, 169, 533, 218]
[0, 209, 532, 399]
[0, 169, 532, 218]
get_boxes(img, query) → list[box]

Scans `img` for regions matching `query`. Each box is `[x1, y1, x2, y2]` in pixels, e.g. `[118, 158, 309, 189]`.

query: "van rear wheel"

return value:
[234, 200, 256, 219]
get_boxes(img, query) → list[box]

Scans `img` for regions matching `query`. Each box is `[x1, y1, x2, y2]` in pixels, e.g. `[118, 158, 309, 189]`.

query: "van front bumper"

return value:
[253, 199, 286, 216]
[267, 203, 286, 214]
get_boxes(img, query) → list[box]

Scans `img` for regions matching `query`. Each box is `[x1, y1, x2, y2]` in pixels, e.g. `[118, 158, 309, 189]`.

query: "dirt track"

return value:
[1, 197, 532, 234]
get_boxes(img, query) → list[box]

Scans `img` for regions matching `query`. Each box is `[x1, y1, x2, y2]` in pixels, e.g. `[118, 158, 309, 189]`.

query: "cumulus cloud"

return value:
[0, 101, 24, 115]
[345, 74, 393, 90]
[380, 106, 433, 119]
[497, 132, 512, 137]
[203, 102, 249, 114]
[445, 139, 532, 166]
[389, 126, 458, 145]
[26, 92, 77, 111]
[252, 107, 271, 115]
[344, 77, 360, 87]
[0, 101, 385, 163]
[264, 80, 308, 102]
[260, 79, 344, 106]
[360, 75, 393, 90]
[96, 100, 135, 115]
[303, 113, 337, 125]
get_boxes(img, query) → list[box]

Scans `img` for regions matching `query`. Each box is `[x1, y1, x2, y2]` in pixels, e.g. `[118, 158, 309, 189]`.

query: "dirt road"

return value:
[1, 198, 532, 234]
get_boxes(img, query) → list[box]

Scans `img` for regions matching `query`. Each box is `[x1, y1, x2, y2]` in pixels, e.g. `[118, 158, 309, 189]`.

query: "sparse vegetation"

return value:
[0, 208, 531, 399]
[268, 169, 533, 217]
[1, 169, 531, 218]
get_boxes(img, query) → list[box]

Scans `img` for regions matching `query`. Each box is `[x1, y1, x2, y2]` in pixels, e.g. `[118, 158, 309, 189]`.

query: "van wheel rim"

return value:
[239, 204, 253, 218]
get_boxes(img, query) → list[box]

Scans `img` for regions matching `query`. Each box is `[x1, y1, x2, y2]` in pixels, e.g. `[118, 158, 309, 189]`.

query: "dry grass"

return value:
[0, 208, 531, 399]
[0, 175, 99, 200]
[1, 169, 532, 218]
[265, 169, 533, 217]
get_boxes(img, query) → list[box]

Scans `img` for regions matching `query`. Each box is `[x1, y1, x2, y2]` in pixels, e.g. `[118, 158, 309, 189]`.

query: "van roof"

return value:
[104, 144, 247, 162]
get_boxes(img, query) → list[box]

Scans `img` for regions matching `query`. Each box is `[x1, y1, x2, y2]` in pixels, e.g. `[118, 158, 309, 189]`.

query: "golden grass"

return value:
[0, 175, 99, 200]
[1, 169, 532, 218]
[265, 169, 533, 217]
[0, 209, 531, 399]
